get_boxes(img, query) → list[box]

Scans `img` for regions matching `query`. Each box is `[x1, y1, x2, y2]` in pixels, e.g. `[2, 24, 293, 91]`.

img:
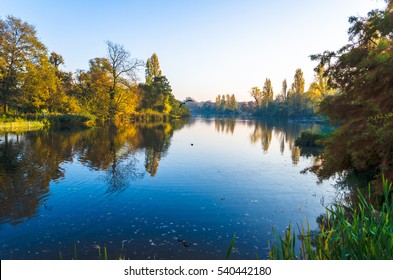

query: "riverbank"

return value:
[0, 111, 189, 132]
[0, 120, 45, 132]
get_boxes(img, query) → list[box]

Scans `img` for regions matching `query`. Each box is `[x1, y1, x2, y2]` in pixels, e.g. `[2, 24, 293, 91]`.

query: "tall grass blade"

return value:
[104, 246, 108, 260]
[225, 233, 236, 259]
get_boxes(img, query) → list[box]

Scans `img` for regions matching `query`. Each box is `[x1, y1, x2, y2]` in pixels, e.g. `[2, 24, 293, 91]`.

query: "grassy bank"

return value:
[0, 113, 97, 132]
[0, 110, 188, 132]
[0, 119, 45, 132]
[269, 177, 393, 259]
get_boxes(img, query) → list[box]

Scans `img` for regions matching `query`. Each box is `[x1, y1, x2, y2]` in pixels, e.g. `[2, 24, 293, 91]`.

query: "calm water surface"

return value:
[0, 118, 337, 259]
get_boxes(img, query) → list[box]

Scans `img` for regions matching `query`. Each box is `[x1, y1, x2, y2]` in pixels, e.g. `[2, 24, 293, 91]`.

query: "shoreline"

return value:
[0, 120, 45, 132]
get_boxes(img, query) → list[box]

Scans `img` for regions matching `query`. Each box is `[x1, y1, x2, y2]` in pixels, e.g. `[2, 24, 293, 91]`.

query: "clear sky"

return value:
[1, 0, 386, 101]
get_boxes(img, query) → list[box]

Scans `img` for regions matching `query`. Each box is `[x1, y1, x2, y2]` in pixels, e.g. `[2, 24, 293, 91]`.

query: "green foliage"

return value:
[295, 131, 326, 147]
[289, 68, 305, 95]
[1, 19, 187, 125]
[262, 78, 273, 108]
[145, 53, 162, 84]
[250, 86, 263, 108]
[212, 94, 238, 114]
[0, 16, 47, 113]
[249, 69, 317, 119]
[47, 114, 94, 127]
[311, 2, 393, 181]
[269, 177, 393, 260]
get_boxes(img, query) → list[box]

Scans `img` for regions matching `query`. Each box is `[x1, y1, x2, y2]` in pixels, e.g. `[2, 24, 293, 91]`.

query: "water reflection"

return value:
[0, 133, 55, 225]
[0, 120, 187, 224]
[250, 121, 273, 153]
[244, 119, 322, 164]
[0, 118, 336, 260]
[214, 118, 236, 134]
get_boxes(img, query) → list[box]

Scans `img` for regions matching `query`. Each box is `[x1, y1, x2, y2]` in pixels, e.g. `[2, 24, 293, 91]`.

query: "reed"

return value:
[269, 176, 393, 259]
[225, 233, 236, 259]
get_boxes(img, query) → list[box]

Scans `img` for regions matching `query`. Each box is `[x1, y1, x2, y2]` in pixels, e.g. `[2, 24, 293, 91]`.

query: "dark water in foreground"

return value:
[0, 118, 337, 259]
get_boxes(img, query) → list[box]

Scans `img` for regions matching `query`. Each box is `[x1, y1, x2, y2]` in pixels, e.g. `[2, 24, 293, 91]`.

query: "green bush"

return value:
[295, 131, 325, 147]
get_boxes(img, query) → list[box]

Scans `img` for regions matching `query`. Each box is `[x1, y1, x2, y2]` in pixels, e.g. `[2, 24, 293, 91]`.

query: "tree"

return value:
[276, 79, 287, 103]
[145, 53, 162, 84]
[225, 94, 231, 112]
[20, 55, 59, 112]
[0, 16, 47, 113]
[262, 78, 274, 108]
[105, 41, 143, 120]
[215, 94, 221, 110]
[250, 86, 263, 108]
[229, 94, 238, 112]
[307, 66, 334, 102]
[106, 41, 142, 98]
[311, 0, 393, 182]
[282, 79, 288, 101]
[289, 68, 305, 95]
[78, 57, 112, 120]
[49, 52, 64, 70]
[151, 75, 172, 113]
[287, 68, 310, 117]
[220, 94, 226, 112]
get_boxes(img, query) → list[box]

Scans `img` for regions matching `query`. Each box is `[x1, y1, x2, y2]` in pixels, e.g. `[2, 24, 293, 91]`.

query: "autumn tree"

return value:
[289, 68, 305, 95]
[74, 58, 112, 120]
[287, 68, 311, 117]
[106, 41, 143, 121]
[262, 78, 274, 108]
[20, 56, 59, 112]
[0, 16, 47, 113]
[282, 79, 288, 101]
[306, 65, 334, 108]
[215, 94, 221, 110]
[275, 79, 287, 104]
[250, 86, 263, 108]
[229, 94, 238, 112]
[49, 52, 64, 70]
[220, 94, 226, 112]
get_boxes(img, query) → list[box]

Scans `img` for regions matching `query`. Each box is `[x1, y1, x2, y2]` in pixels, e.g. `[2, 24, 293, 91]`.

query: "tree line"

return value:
[249, 67, 334, 119]
[0, 16, 189, 125]
[186, 67, 334, 118]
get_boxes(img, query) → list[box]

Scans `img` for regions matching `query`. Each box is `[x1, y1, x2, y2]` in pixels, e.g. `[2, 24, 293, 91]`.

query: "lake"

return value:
[0, 117, 337, 260]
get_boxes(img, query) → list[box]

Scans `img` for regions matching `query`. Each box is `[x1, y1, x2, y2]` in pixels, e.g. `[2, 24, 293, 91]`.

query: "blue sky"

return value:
[1, 0, 386, 101]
